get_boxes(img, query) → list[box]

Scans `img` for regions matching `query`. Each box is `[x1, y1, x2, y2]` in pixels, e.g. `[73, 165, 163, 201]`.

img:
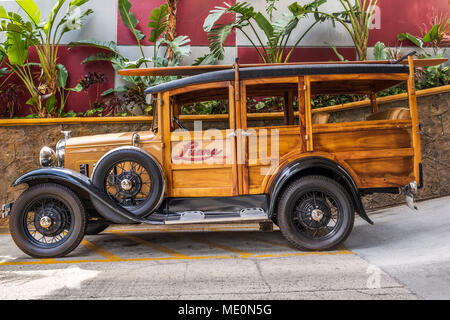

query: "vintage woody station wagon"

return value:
[2, 54, 446, 258]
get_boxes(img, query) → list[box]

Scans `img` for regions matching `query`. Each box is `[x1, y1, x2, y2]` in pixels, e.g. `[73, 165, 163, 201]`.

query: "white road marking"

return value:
[0, 266, 99, 299]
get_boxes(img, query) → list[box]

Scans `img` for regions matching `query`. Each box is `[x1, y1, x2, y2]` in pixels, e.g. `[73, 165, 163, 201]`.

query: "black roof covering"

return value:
[144, 63, 409, 94]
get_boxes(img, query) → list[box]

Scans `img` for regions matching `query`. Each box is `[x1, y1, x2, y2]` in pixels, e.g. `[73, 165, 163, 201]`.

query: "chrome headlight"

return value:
[56, 139, 66, 167]
[55, 131, 70, 167]
[39, 147, 56, 167]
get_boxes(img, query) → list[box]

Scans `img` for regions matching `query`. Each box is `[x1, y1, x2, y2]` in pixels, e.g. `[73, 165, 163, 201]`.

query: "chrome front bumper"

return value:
[1, 203, 12, 218]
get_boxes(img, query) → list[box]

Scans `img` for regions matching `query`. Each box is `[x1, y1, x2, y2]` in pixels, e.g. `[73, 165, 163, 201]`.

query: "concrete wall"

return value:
[0, 91, 448, 227]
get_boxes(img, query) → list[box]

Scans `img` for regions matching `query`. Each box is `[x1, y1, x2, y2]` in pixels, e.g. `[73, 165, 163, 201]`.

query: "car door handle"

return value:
[226, 131, 236, 137]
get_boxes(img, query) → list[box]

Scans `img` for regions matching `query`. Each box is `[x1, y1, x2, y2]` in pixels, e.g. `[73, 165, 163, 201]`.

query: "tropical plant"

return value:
[68, 0, 191, 114]
[396, 12, 449, 90]
[0, 0, 91, 117]
[372, 41, 403, 61]
[398, 10, 449, 59]
[328, 0, 379, 61]
[79, 72, 106, 109]
[202, 0, 332, 64]
[0, 83, 23, 118]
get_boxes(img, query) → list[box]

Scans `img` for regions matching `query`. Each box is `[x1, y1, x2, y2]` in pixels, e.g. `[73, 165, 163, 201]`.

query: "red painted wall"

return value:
[117, 0, 236, 46]
[14, 46, 115, 117]
[370, 0, 449, 46]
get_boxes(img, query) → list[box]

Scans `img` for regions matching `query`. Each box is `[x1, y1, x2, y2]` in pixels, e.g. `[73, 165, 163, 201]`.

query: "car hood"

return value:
[66, 131, 157, 149]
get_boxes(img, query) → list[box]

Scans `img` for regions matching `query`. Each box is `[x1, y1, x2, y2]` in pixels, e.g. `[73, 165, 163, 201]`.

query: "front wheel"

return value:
[9, 183, 86, 258]
[277, 175, 354, 251]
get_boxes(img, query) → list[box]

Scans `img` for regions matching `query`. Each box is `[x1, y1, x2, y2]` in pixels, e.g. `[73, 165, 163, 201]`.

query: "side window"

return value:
[311, 92, 368, 124]
[309, 79, 411, 124]
[245, 83, 299, 128]
[170, 87, 230, 131]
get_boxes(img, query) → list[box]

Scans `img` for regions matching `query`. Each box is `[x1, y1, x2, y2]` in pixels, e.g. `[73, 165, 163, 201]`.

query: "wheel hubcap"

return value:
[24, 197, 73, 247]
[292, 191, 341, 240]
[120, 179, 132, 191]
[311, 209, 324, 222]
[39, 216, 52, 228]
[105, 160, 151, 208]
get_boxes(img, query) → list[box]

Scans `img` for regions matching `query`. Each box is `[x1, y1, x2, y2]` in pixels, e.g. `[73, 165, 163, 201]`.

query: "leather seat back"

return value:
[312, 112, 330, 124]
[366, 107, 411, 121]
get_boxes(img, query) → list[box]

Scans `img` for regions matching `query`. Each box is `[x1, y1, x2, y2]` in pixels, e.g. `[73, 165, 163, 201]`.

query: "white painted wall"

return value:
[236, 0, 354, 47]
[0, 0, 117, 43]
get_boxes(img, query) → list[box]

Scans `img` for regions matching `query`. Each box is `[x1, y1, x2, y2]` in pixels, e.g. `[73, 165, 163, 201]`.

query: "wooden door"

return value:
[166, 82, 239, 198]
[238, 77, 302, 195]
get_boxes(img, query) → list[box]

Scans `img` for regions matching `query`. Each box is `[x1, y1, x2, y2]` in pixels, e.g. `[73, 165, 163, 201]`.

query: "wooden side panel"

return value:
[248, 126, 301, 194]
[313, 121, 415, 188]
[314, 128, 412, 152]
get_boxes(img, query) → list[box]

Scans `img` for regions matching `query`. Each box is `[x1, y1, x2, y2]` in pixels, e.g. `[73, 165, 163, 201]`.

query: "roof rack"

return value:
[118, 58, 447, 77]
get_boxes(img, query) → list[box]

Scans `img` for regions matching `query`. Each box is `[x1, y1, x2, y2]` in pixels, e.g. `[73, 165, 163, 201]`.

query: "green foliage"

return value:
[203, 0, 329, 63]
[397, 32, 423, 48]
[373, 41, 388, 60]
[311, 94, 363, 109]
[148, 3, 169, 43]
[0, 0, 93, 117]
[326, 0, 379, 61]
[118, 0, 145, 41]
[181, 100, 228, 115]
[68, 2, 191, 116]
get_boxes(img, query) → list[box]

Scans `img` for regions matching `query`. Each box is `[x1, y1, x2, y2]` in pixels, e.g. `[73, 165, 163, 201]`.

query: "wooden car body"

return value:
[66, 58, 419, 207]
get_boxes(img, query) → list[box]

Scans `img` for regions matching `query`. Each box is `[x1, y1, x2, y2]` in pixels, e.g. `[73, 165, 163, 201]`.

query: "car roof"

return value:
[144, 63, 410, 94]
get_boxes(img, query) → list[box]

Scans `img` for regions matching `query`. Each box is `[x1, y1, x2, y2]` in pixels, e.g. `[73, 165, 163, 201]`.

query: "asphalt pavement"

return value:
[0, 196, 448, 300]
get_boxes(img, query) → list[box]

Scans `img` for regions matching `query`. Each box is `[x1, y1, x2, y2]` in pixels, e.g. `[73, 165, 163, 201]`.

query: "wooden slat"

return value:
[334, 148, 414, 160]
[370, 92, 378, 113]
[313, 119, 412, 133]
[407, 55, 422, 184]
[298, 77, 307, 153]
[228, 82, 239, 196]
[309, 73, 409, 82]
[304, 76, 313, 151]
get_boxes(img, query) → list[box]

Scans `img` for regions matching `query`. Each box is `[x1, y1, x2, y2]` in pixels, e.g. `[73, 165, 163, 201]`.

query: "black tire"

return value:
[92, 148, 164, 221]
[9, 183, 86, 258]
[277, 175, 354, 251]
[85, 221, 110, 235]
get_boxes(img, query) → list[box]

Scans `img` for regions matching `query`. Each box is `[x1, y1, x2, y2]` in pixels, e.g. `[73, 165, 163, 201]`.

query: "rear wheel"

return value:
[9, 183, 86, 258]
[277, 175, 354, 251]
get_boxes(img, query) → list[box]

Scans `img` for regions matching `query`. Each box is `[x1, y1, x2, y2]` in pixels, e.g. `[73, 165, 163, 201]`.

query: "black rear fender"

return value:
[268, 157, 373, 225]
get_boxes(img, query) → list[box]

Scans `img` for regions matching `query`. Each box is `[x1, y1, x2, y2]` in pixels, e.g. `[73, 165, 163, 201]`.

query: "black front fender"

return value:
[12, 168, 163, 225]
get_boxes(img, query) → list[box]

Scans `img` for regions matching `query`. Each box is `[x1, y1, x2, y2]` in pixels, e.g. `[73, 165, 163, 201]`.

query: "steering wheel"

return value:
[172, 116, 187, 130]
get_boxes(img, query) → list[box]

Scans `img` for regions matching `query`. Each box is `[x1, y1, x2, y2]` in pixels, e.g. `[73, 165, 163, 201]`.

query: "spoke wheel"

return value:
[104, 160, 152, 209]
[23, 197, 73, 248]
[91, 148, 165, 223]
[9, 183, 86, 258]
[277, 175, 354, 251]
[292, 191, 342, 241]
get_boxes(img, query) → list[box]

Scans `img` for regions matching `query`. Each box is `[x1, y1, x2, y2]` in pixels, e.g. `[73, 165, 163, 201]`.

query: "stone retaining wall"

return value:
[0, 92, 448, 227]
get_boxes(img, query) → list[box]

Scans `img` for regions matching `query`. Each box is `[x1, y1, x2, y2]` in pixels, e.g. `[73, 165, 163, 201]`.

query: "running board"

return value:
[164, 208, 268, 225]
